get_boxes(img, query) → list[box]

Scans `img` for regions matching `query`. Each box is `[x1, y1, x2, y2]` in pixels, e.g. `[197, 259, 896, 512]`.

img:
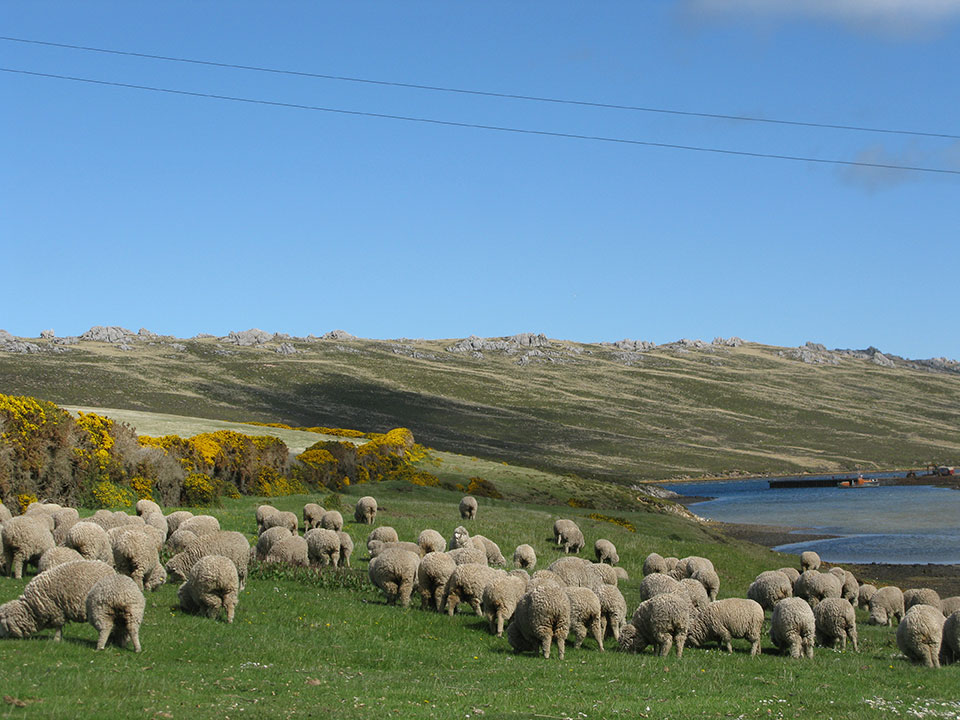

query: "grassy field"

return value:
[1, 482, 958, 719]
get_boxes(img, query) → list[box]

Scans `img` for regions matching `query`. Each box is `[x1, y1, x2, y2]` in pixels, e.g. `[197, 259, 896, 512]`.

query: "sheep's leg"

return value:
[849, 628, 858, 653]
[591, 619, 604, 651]
[52, 625, 63, 642]
[433, 588, 445, 612]
[675, 631, 687, 658]
[787, 638, 801, 658]
[555, 633, 565, 660]
[444, 592, 459, 616]
[540, 633, 552, 660]
[750, 637, 761, 656]
[399, 582, 413, 608]
[655, 632, 672, 656]
[804, 636, 814, 659]
[496, 613, 505, 637]
[95, 619, 113, 650]
[839, 633, 846, 651]
[383, 581, 399, 605]
[573, 623, 586, 649]
[471, 598, 483, 617]
[11, 553, 25, 580]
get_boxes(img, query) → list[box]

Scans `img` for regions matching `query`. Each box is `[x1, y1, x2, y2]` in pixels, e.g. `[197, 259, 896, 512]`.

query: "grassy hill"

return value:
[2, 333, 958, 483]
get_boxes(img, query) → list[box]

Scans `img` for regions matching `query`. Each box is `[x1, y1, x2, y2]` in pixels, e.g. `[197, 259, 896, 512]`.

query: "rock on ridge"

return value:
[321, 329, 357, 340]
[446, 333, 550, 353]
[222, 328, 273, 346]
[276, 343, 297, 355]
[81, 326, 135, 343]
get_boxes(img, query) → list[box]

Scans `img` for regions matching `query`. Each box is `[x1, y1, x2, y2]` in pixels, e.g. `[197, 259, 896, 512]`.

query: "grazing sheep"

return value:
[320, 510, 344, 532]
[459, 496, 478, 520]
[592, 563, 618, 587]
[941, 610, 960, 664]
[366, 526, 399, 550]
[368, 540, 423, 559]
[178, 554, 239, 623]
[179, 515, 221, 538]
[621, 592, 692, 657]
[679, 578, 711, 616]
[596, 584, 627, 642]
[614, 567, 629, 582]
[51, 509, 80, 545]
[447, 546, 488, 566]
[306, 528, 341, 567]
[417, 529, 446, 556]
[255, 526, 292, 561]
[302, 503, 325, 531]
[354, 496, 378, 525]
[471, 535, 506, 566]
[672, 556, 715, 581]
[165, 510, 194, 536]
[507, 584, 571, 660]
[794, 570, 842, 608]
[0, 502, 12, 523]
[770, 598, 815, 659]
[639, 572, 682, 601]
[337, 531, 354, 568]
[88, 509, 121, 531]
[417, 551, 458, 611]
[141, 512, 168, 538]
[513, 544, 537, 571]
[690, 567, 720, 602]
[642, 552, 667, 576]
[65, 522, 114, 565]
[813, 597, 858, 652]
[896, 604, 944, 668]
[687, 598, 765, 656]
[904, 588, 942, 614]
[857, 584, 878, 610]
[748, 571, 794, 612]
[554, 521, 585, 554]
[135, 499, 161, 517]
[940, 596, 960, 617]
[263, 535, 308, 567]
[838, 570, 859, 606]
[548, 557, 602, 589]
[261, 510, 299, 536]
[2, 516, 55, 578]
[255, 505, 279, 533]
[530, 569, 564, 589]
[553, 519, 577, 545]
[778, 566, 800, 584]
[368, 548, 420, 607]
[594, 539, 619, 565]
[111, 529, 164, 591]
[442, 565, 505, 616]
[86, 574, 145, 652]
[448, 525, 471, 550]
[869, 586, 905, 626]
[165, 531, 250, 589]
[482, 574, 528, 636]
[565, 586, 604, 650]
[0, 560, 115, 640]
[37, 546, 84, 573]
[166, 528, 198, 555]
[800, 551, 821, 572]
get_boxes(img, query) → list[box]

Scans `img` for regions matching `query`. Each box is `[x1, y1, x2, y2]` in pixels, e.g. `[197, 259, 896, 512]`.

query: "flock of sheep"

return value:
[2, 492, 960, 670]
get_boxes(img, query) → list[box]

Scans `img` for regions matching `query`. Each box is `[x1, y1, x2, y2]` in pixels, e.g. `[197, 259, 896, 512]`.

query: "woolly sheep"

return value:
[368, 548, 419, 607]
[690, 567, 720, 602]
[565, 586, 604, 650]
[447, 546, 488, 567]
[940, 596, 960, 617]
[178, 554, 239, 623]
[459, 496, 478, 520]
[596, 584, 627, 642]
[513, 544, 537, 571]
[88, 509, 120, 531]
[368, 540, 423, 559]
[367, 526, 399, 550]
[179, 515, 221, 538]
[141, 512, 168, 538]
[0, 560, 115, 640]
[482, 574, 528, 636]
[354, 496, 378, 525]
[2, 515, 55, 578]
[263, 535, 308, 567]
[557, 524, 585, 555]
[530, 569, 564, 589]
[471, 535, 506, 566]
[320, 510, 343, 532]
[255, 505, 279, 533]
[838, 570, 859, 606]
[857, 583, 878, 609]
[109, 524, 164, 556]
[507, 583, 571, 660]
[442, 564, 505, 616]
[748, 571, 794, 611]
[448, 525, 471, 550]
[687, 598, 765, 656]
[592, 562, 618, 587]
[671, 555, 715, 581]
[306, 528, 341, 567]
[594, 539, 619, 565]
[65, 522, 114, 566]
[642, 552, 667, 576]
[553, 519, 577, 545]
[0, 502, 11, 523]
[639, 572, 682, 601]
[770, 598, 815, 658]
[800, 551, 821, 572]
[679, 578, 711, 616]
[417, 551, 458, 611]
[418, 529, 446, 555]
[621, 592, 692, 657]
[794, 570, 842, 608]
[51, 509, 79, 545]
[86, 573, 145, 652]
[941, 610, 960, 664]
[663, 557, 679, 573]
[337, 531, 354, 568]
[778, 566, 800, 584]
[165, 510, 194, 536]
[254, 526, 292, 560]
[548, 557, 602, 590]
[112, 529, 164, 591]
[813, 597, 858, 652]
[896, 604, 944, 668]
[302, 503, 325, 531]
[37, 546, 84, 573]
[904, 588, 942, 613]
[165, 531, 250, 589]
[261, 511, 299, 536]
[868, 586, 905, 626]
[614, 567, 629, 582]
[166, 528, 199, 555]
[135, 499, 161, 517]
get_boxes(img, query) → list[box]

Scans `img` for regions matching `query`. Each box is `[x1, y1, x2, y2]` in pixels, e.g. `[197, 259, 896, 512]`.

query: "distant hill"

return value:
[1, 327, 958, 483]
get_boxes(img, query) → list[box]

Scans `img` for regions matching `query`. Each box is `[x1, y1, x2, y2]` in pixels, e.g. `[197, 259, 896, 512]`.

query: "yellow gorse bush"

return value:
[91, 480, 133, 509]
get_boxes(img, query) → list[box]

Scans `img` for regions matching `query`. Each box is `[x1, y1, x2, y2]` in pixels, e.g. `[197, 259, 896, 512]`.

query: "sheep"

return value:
[770, 598, 815, 658]
[530, 569, 564, 589]
[255, 526, 292, 561]
[302, 503, 325, 531]
[614, 567, 629, 582]
[639, 572, 682, 601]
[596, 583, 627, 642]
[38, 546, 84, 573]
[642, 552, 667, 576]
[663, 557, 679, 573]
[65, 522, 114, 565]
[800, 551, 821, 572]
[471, 535, 506, 566]
[940, 596, 960, 617]
[687, 598, 765, 656]
[690, 567, 720, 602]
[778, 566, 801, 584]
[0, 560, 115, 640]
[566, 586, 604, 650]
[2, 516, 55, 578]
[448, 525, 471, 550]
[679, 578, 711, 616]
[85, 573, 145, 652]
[442, 565, 505, 616]
[165, 510, 194, 536]
[553, 519, 577, 545]
[621, 592, 692, 657]
[794, 570, 842, 608]
[459, 496, 478, 520]
[447, 546, 488, 566]
[306, 528, 341, 567]
[112, 529, 164, 591]
[671, 555, 715, 581]
[261, 510, 299, 536]
[166, 528, 199, 555]
[869, 586, 905, 626]
[904, 588, 942, 613]
[857, 583, 878, 610]
[320, 510, 343, 532]
[368, 540, 423, 559]
[0, 502, 12, 523]
[896, 604, 944, 668]
[417, 551, 458, 611]
[367, 526, 399, 550]
[354, 496, 378, 524]
[506, 583, 571, 660]
[941, 610, 960, 664]
[368, 548, 420, 607]
[555, 522, 585, 554]
[838, 570, 859, 606]
[513, 544, 537, 571]
[592, 562, 618, 587]
[748, 571, 794, 612]
[51, 508, 79, 545]
[135, 499, 161, 517]
[89, 509, 123, 531]
[337, 531, 354, 568]
[178, 554, 239, 623]
[813, 597, 858, 652]
[141, 512, 168, 538]
[179, 515, 221, 538]
[594, 539, 619, 565]
[263, 535, 308, 567]
[548, 557, 602, 589]
[255, 505, 279, 533]
[482, 573, 528, 636]
[165, 531, 250, 589]
[418, 529, 446, 556]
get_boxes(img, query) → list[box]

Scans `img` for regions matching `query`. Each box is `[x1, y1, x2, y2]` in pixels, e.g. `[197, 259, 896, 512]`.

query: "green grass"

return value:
[1, 484, 958, 719]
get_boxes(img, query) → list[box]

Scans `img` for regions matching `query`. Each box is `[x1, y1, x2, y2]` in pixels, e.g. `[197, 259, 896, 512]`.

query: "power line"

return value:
[2, 34, 958, 142]
[3, 66, 959, 177]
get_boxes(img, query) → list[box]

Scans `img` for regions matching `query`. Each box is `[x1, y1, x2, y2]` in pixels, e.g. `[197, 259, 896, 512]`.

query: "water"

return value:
[661, 479, 960, 564]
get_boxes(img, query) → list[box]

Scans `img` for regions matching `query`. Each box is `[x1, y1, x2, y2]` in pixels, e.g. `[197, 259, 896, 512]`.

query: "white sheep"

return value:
[417, 529, 446, 555]
[857, 583, 878, 609]
[354, 496, 378, 525]
[941, 610, 960, 664]
[135, 499, 161, 517]
[770, 598, 815, 659]
[255, 505, 279, 533]
[794, 570, 842, 608]
[2, 516, 55, 578]
[513, 544, 537, 571]
[800, 551, 821, 572]
[594, 539, 619, 565]
[671, 556, 715, 581]
[337, 531, 354, 568]
[471, 535, 506, 566]
[679, 578, 711, 616]
[690, 567, 720, 602]
[368, 540, 423, 558]
[166, 528, 198, 555]
[255, 526, 292, 561]
[778, 566, 800, 584]
[596, 583, 627, 642]
[639, 572, 681, 601]
[459, 496, 478, 520]
[565, 586, 604, 650]
[417, 552, 458, 611]
[592, 562, 618, 587]
[555, 522, 585, 554]
[442, 564, 505, 616]
[306, 528, 341, 567]
[904, 588, 942, 614]
[86, 573, 145, 652]
[65, 521, 114, 566]
[620, 592, 692, 657]
[320, 510, 344, 532]
[179, 514, 221, 537]
[368, 548, 420, 607]
[547, 557, 602, 589]
[482, 573, 528, 636]
[941, 596, 960, 617]
[813, 597, 858, 652]
[302, 503, 325, 531]
[446, 546, 488, 567]
[896, 604, 944, 668]
[868, 586, 905, 626]
[51, 508, 79, 545]
[447, 525, 471, 551]
[747, 571, 793, 612]
[141, 512, 169, 538]
[165, 531, 250, 589]
[261, 511, 299, 536]
[687, 598, 765, 656]
[0, 502, 12, 523]
[506, 583, 571, 660]
[367, 526, 399, 550]
[111, 528, 164, 591]
[263, 535, 308, 567]
[642, 552, 667, 576]
[178, 554, 239, 623]
[164, 510, 194, 536]
[37, 546, 84, 573]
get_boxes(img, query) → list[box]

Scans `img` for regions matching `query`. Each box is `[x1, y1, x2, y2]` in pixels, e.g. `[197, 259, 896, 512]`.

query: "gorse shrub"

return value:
[90, 480, 133, 509]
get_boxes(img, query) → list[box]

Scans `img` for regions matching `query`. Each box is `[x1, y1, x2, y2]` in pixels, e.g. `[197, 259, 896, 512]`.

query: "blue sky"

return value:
[2, 2, 958, 359]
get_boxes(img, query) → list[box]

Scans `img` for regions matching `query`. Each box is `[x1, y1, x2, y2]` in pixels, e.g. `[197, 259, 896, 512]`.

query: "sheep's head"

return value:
[449, 526, 470, 550]
[868, 605, 888, 626]
[0, 599, 35, 638]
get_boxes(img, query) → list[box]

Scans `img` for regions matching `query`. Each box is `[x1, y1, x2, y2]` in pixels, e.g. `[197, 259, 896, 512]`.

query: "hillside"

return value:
[1, 328, 958, 483]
